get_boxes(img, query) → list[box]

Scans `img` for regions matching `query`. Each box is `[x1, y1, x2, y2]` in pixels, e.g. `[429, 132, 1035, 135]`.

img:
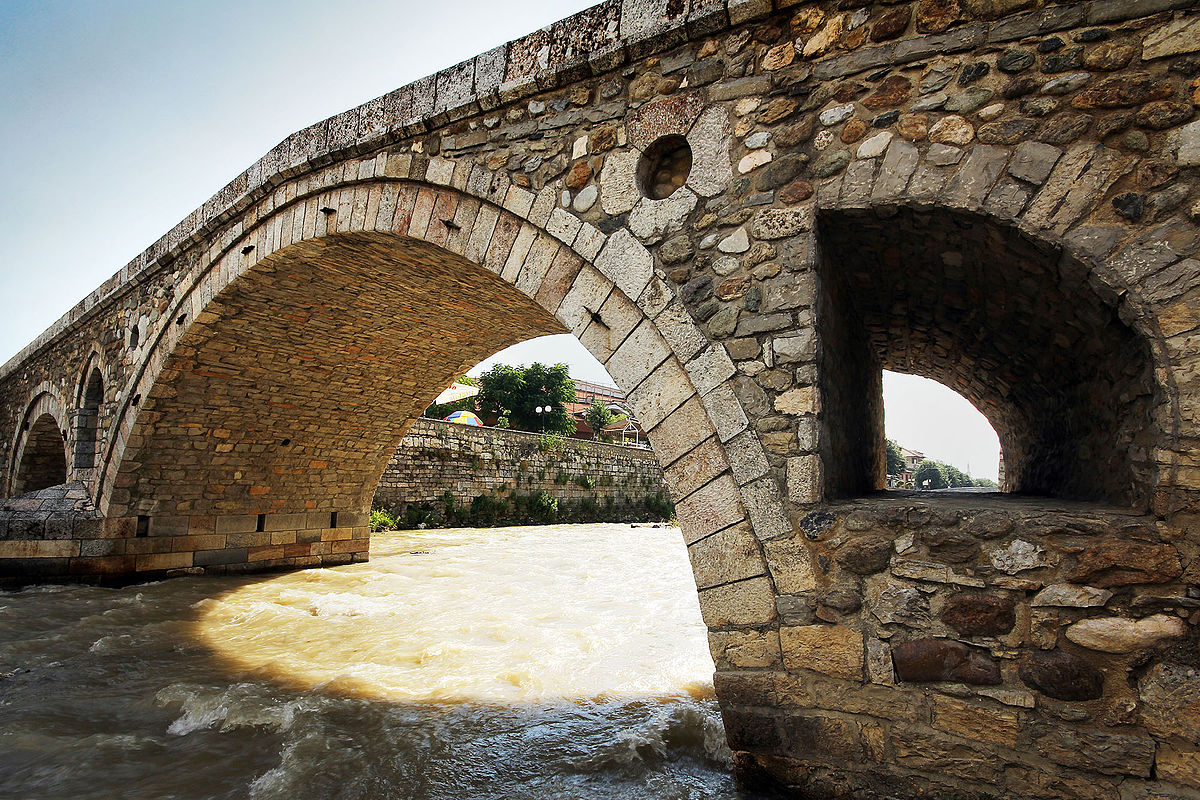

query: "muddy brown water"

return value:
[0, 523, 762, 800]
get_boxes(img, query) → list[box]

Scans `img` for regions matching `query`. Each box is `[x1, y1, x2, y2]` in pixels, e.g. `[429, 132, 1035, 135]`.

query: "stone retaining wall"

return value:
[373, 418, 669, 521]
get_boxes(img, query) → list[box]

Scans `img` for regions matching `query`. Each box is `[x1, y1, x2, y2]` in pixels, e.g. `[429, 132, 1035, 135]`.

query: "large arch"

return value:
[94, 173, 783, 635]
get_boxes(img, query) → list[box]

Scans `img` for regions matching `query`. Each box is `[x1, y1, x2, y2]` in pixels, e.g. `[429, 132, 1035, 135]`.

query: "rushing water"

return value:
[0, 523, 756, 800]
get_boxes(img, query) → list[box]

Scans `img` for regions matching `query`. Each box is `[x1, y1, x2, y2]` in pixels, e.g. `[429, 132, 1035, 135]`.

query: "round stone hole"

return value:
[637, 134, 693, 200]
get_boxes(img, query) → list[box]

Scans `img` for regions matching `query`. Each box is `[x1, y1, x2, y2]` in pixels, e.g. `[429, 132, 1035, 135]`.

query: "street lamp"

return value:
[535, 405, 547, 432]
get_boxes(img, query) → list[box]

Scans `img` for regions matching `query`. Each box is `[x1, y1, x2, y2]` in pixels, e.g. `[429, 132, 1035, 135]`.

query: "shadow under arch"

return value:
[815, 203, 1162, 509]
[93, 176, 758, 581]
[8, 389, 69, 496]
[104, 229, 572, 519]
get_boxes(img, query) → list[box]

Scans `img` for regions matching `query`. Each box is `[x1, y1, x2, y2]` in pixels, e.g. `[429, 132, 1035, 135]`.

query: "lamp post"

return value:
[535, 405, 546, 432]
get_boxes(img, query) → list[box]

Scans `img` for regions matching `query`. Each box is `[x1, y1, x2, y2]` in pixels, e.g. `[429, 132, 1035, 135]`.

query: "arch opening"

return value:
[108, 231, 569, 518]
[15, 413, 67, 495]
[637, 135, 693, 201]
[75, 366, 104, 470]
[816, 206, 1159, 508]
[883, 371, 1001, 490]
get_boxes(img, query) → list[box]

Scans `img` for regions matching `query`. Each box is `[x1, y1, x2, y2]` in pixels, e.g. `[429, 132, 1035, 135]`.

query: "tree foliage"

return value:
[913, 459, 947, 490]
[583, 401, 627, 441]
[475, 362, 577, 435]
[885, 439, 905, 477]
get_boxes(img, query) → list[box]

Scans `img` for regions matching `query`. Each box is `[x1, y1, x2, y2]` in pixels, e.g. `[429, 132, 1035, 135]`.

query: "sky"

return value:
[0, 1, 1000, 481]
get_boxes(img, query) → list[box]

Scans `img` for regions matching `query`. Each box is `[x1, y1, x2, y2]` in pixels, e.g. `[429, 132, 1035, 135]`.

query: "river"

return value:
[0, 523, 757, 799]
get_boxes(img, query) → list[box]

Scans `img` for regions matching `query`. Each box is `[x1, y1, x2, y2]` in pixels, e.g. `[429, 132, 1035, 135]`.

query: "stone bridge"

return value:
[2, 0, 1199, 796]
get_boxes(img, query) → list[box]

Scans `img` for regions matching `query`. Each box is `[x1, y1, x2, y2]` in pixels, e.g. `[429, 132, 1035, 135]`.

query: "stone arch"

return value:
[73, 351, 106, 471]
[799, 135, 1186, 513]
[9, 388, 68, 496]
[97, 167, 786, 633]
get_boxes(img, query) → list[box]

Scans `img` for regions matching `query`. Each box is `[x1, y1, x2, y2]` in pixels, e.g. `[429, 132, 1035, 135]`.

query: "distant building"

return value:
[565, 379, 647, 444]
[898, 447, 925, 487]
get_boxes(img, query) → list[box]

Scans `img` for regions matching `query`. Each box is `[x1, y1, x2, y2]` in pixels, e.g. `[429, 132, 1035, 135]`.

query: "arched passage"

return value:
[95, 177, 774, 619]
[74, 363, 104, 470]
[14, 412, 67, 495]
[815, 205, 1161, 508]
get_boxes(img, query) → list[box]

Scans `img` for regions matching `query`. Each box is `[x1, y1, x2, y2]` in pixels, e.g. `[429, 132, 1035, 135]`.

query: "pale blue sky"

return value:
[0, 1, 999, 480]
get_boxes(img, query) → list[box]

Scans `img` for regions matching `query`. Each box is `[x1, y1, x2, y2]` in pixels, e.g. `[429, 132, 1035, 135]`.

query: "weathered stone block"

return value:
[764, 536, 816, 594]
[697, 576, 777, 628]
[688, 520, 766, 589]
[940, 593, 1016, 636]
[932, 695, 1019, 747]
[892, 638, 1001, 685]
[674, 472, 746, 545]
[780, 624, 863, 680]
[1018, 648, 1105, 701]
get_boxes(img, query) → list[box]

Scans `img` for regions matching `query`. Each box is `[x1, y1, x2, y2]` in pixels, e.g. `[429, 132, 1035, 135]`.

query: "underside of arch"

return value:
[815, 206, 1160, 508]
[108, 231, 565, 517]
[15, 413, 67, 496]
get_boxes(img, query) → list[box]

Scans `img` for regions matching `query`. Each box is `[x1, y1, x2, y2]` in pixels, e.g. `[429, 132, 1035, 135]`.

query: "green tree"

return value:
[943, 464, 972, 488]
[974, 477, 999, 489]
[885, 439, 905, 478]
[914, 460, 947, 490]
[583, 401, 627, 441]
[475, 362, 577, 435]
[583, 401, 614, 439]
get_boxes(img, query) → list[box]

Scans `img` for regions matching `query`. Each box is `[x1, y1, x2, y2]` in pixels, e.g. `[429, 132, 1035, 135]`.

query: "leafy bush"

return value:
[529, 490, 558, 521]
[537, 431, 569, 456]
[644, 491, 674, 521]
[370, 508, 398, 532]
[470, 494, 508, 524]
[402, 505, 431, 529]
[574, 473, 596, 490]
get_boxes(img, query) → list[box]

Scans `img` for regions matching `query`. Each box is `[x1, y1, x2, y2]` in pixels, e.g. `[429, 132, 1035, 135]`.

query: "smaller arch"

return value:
[13, 417, 67, 497]
[8, 389, 69, 497]
[74, 353, 105, 470]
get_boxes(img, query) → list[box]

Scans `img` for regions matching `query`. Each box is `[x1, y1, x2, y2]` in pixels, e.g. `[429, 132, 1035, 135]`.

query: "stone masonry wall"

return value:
[0, 482, 369, 586]
[373, 418, 669, 519]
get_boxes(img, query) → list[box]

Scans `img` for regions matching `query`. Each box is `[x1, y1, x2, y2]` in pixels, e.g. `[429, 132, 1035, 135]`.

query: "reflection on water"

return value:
[0, 523, 755, 800]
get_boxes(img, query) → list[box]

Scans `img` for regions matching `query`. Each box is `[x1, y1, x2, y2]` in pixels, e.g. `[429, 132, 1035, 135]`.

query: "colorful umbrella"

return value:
[443, 410, 483, 426]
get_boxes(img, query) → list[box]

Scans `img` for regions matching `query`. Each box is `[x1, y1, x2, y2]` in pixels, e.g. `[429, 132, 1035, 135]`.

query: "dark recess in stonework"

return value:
[74, 368, 103, 470]
[815, 207, 1159, 509]
[15, 414, 67, 495]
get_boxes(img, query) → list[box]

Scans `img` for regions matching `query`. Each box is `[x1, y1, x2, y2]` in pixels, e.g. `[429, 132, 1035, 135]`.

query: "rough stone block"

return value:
[764, 536, 817, 594]
[697, 575, 777, 628]
[932, 695, 1018, 747]
[688, 520, 767, 589]
[662, 435, 729, 501]
[780, 624, 864, 680]
[627, 356, 695, 431]
[675, 472, 747, 545]
[708, 629, 781, 669]
[605, 319, 672, 392]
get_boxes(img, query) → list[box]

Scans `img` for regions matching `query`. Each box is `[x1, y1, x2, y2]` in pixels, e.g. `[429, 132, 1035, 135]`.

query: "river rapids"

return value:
[0, 523, 763, 799]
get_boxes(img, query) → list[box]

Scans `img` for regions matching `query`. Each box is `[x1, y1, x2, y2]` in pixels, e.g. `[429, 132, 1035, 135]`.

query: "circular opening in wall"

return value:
[637, 135, 692, 200]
